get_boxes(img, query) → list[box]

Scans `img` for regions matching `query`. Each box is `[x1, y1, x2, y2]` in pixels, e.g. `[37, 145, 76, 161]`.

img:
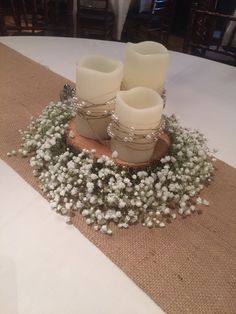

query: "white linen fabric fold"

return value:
[222, 9, 236, 48]
[109, 0, 132, 40]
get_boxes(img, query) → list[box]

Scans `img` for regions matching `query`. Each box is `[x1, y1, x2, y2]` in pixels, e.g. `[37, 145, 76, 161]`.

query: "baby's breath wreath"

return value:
[8, 100, 216, 235]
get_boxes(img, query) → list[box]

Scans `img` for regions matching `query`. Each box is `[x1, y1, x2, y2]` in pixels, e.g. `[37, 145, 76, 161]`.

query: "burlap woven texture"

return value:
[0, 43, 236, 314]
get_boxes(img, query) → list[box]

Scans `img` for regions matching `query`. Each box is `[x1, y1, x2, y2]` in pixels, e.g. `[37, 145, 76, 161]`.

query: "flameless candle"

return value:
[75, 55, 123, 140]
[115, 87, 163, 129]
[111, 87, 164, 163]
[123, 41, 169, 94]
[76, 55, 123, 104]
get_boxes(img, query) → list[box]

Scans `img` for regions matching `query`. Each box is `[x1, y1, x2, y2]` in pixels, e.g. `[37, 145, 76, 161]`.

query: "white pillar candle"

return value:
[111, 87, 164, 163]
[75, 55, 123, 140]
[123, 41, 169, 94]
[115, 87, 163, 129]
[76, 55, 123, 104]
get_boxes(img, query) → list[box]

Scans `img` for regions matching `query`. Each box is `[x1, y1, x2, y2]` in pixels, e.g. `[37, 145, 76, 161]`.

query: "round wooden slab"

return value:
[67, 119, 171, 168]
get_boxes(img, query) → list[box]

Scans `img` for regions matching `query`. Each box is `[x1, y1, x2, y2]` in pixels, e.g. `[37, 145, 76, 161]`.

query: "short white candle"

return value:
[76, 55, 123, 104]
[111, 87, 164, 163]
[115, 87, 163, 129]
[123, 41, 169, 94]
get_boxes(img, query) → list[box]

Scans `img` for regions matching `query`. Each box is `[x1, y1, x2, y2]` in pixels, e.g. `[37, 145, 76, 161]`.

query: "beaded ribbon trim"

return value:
[74, 97, 116, 120]
[107, 115, 166, 146]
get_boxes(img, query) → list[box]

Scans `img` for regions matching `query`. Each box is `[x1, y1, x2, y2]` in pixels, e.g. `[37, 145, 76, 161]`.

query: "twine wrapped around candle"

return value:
[108, 114, 166, 146]
[109, 115, 166, 163]
[76, 96, 115, 120]
[74, 95, 116, 141]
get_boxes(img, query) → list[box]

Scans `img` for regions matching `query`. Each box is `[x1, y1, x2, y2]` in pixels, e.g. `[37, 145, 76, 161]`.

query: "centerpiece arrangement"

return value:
[70, 41, 170, 165]
[11, 41, 215, 234]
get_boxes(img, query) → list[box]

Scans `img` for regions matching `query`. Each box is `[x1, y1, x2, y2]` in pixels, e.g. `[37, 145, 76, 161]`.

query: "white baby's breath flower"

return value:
[16, 105, 214, 235]
[112, 150, 118, 158]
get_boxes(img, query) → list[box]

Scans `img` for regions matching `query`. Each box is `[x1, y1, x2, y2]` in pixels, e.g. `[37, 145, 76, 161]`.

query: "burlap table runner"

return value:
[0, 43, 236, 314]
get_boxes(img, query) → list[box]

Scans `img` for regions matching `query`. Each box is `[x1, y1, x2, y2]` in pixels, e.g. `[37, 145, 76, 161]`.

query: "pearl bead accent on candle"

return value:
[115, 87, 164, 129]
[76, 55, 123, 105]
[123, 41, 169, 94]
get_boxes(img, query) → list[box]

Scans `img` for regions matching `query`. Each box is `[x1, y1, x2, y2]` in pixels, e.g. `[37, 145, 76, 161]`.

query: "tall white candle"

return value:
[115, 87, 163, 129]
[76, 55, 123, 104]
[123, 41, 169, 94]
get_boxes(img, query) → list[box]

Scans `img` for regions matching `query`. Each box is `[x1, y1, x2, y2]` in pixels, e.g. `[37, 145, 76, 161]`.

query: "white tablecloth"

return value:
[0, 36, 236, 314]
